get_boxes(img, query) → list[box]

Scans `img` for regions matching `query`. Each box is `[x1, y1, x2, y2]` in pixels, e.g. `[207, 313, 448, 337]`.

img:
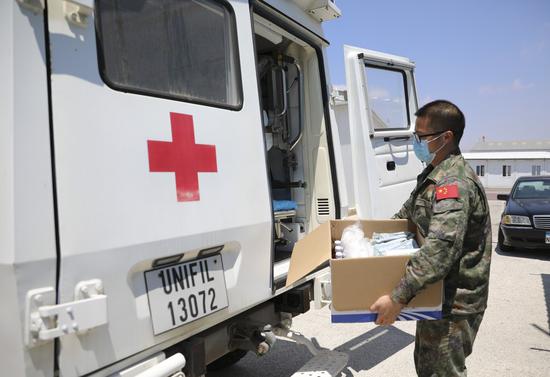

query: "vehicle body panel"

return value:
[500, 225, 550, 249]
[0, 2, 57, 377]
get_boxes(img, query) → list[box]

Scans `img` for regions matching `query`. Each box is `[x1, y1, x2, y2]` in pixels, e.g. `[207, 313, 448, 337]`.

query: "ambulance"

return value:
[1, 0, 423, 376]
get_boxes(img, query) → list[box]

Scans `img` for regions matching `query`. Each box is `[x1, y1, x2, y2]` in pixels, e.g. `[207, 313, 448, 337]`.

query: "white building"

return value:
[464, 139, 550, 189]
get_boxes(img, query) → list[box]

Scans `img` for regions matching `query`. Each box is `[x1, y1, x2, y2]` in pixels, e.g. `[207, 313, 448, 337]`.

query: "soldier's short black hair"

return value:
[415, 100, 465, 144]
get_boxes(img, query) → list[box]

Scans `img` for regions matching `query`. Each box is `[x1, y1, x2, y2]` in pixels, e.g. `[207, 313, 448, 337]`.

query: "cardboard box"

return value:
[286, 219, 443, 323]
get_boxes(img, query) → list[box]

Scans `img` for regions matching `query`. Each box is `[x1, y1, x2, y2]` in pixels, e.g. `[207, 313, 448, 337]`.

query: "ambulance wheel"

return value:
[498, 228, 513, 252]
[207, 349, 248, 371]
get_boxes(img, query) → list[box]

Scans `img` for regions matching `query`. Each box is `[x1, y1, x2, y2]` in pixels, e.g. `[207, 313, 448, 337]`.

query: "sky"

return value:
[323, 0, 550, 150]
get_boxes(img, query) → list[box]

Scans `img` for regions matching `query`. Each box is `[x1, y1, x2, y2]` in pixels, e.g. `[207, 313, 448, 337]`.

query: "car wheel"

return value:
[207, 349, 248, 371]
[498, 228, 513, 252]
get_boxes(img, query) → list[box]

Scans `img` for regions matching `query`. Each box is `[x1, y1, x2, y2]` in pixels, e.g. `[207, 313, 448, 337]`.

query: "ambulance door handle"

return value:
[383, 136, 410, 142]
[386, 161, 396, 171]
[273, 66, 288, 118]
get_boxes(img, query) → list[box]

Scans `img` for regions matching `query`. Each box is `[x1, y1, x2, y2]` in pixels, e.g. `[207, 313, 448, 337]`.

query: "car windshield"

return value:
[512, 179, 550, 199]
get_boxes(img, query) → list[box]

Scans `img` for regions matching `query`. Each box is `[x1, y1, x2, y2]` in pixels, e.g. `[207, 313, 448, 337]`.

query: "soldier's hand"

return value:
[370, 295, 404, 326]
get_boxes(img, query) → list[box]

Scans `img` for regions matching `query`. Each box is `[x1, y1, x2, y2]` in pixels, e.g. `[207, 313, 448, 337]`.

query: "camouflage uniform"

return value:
[391, 152, 492, 377]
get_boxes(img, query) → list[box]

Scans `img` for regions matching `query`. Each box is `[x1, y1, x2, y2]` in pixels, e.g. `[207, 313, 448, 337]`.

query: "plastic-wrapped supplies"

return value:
[372, 237, 418, 256]
[372, 231, 415, 243]
[340, 222, 374, 258]
[372, 231, 418, 256]
[334, 223, 419, 259]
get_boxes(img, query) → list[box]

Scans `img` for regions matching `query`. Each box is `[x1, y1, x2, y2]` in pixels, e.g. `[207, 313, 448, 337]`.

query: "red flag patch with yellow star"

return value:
[435, 184, 459, 200]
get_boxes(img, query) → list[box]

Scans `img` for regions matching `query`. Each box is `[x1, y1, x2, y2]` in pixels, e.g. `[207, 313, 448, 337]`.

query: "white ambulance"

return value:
[1, 0, 423, 376]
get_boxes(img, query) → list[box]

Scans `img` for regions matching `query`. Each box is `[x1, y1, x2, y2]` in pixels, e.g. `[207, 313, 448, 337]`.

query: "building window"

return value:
[502, 165, 511, 177]
[476, 165, 485, 177]
[532, 165, 542, 176]
[96, 0, 242, 109]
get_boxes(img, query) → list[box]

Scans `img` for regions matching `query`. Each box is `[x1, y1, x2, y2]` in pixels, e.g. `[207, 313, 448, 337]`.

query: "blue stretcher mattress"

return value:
[273, 200, 297, 212]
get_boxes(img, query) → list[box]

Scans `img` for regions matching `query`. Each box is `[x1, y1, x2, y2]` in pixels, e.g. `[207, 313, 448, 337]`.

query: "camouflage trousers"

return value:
[414, 313, 484, 377]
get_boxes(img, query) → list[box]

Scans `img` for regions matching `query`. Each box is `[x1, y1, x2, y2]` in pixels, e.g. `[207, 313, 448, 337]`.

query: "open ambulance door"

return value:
[343, 46, 423, 219]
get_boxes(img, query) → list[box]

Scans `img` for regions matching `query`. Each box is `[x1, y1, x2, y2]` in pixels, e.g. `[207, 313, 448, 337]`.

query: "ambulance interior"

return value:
[254, 16, 334, 288]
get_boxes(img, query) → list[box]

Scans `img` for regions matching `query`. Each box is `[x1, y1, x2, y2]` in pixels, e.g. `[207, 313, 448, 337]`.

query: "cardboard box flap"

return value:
[285, 222, 331, 287]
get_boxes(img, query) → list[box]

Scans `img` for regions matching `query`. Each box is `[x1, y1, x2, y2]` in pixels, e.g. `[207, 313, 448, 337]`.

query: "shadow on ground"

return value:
[206, 326, 414, 376]
[495, 245, 550, 261]
[335, 326, 414, 375]
[543, 274, 550, 334]
[206, 339, 311, 377]
[531, 273, 550, 338]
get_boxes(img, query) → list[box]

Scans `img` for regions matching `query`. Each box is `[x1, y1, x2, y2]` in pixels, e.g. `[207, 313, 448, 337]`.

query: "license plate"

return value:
[546, 232, 550, 244]
[144, 254, 228, 334]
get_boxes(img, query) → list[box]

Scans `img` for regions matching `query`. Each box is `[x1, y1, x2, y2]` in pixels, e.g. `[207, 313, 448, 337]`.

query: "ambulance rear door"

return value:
[343, 46, 423, 218]
[46, 0, 272, 375]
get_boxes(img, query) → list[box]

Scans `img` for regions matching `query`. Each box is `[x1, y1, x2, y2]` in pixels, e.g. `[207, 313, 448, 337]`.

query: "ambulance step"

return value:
[291, 349, 348, 377]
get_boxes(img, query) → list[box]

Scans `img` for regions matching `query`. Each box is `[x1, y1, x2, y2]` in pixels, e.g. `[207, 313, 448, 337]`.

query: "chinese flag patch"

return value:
[436, 184, 459, 200]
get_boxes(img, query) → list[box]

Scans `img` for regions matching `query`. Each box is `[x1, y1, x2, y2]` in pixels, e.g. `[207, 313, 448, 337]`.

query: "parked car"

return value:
[497, 176, 550, 251]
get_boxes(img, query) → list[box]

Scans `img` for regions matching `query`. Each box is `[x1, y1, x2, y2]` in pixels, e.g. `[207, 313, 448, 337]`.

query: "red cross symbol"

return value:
[147, 113, 217, 202]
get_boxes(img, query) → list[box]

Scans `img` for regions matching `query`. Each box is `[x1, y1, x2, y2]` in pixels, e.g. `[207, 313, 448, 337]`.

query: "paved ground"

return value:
[209, 200, 550, 377]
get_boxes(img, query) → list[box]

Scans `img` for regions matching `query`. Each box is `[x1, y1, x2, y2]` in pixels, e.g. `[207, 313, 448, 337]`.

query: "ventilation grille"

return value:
[317, 198, 331, 217]
[533, 215, 550, 230]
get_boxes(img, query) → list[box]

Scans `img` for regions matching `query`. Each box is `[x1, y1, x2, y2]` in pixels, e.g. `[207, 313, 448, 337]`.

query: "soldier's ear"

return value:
[444, 130, 454, 143]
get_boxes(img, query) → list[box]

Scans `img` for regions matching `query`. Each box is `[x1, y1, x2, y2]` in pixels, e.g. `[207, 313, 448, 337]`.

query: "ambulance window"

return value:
[364, 65, 410, 130]
[96, 0, 242, 109]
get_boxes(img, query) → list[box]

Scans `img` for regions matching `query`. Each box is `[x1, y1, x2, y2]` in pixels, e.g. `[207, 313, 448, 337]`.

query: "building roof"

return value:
[463, 151, 550, 160]
[470, 139, 550, 152]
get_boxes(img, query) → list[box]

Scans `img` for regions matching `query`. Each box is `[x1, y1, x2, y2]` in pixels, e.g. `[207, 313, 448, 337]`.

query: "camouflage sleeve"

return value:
[391, 178, 471, 304]
[391, 192, 414, 220]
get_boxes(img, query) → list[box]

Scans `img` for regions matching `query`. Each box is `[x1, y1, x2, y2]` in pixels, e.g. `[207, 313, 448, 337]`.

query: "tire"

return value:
[498, 228, 513, 252]
[207, 349, 248, 371]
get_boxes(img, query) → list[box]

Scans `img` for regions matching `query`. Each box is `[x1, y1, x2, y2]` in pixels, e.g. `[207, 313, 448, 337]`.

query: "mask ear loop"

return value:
[427, 131, 449, 158]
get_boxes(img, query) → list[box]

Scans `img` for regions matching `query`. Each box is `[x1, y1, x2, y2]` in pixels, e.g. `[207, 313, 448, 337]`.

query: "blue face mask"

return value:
[413, 134, 445, 164]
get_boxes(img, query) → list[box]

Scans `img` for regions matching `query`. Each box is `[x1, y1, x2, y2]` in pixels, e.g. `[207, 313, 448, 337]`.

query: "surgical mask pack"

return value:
[334, 222, 419, 259]
[372, 233, 418, 256]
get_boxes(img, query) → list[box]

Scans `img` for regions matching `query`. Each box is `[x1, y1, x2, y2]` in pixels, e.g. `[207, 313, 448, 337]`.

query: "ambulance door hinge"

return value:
[63, 0, 94, 28]
[16, 0, 44, 14]
[25, 279, 108, 347]
[330, 88, 347, 107]
[329, 91, 337, 107]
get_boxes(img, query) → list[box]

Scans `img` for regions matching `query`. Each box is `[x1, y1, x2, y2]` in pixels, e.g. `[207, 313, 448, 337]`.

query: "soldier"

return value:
[370, 100, 492, 377]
